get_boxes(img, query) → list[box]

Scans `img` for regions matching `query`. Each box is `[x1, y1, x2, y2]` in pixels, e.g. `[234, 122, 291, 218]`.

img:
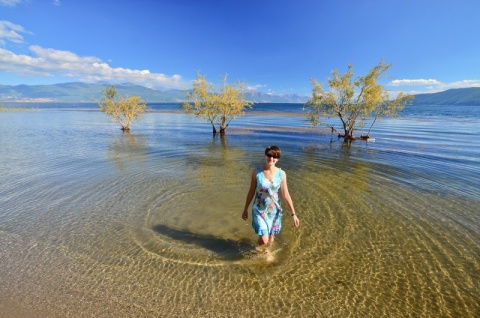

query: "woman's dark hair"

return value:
[265, 145, 281, 159]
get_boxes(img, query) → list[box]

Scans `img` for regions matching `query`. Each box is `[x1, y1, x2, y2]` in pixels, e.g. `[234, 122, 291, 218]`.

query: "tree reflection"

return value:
[107, 131, 147, 172]
[295, 141, 373, 199]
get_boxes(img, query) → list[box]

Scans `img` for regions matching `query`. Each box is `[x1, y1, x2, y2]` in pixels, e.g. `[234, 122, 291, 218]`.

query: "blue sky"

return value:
[1, 0, 479, 97]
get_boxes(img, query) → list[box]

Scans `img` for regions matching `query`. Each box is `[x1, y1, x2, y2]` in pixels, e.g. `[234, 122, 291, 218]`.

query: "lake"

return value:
[0, 104, 479, 317]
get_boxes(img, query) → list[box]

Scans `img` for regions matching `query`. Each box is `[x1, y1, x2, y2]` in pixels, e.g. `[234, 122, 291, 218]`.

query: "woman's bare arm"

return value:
[280, 171, 300, 227]
[242, 170, 257, 220]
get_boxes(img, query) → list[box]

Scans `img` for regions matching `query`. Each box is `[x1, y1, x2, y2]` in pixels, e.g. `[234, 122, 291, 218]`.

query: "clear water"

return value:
[0, 108, 478, 317]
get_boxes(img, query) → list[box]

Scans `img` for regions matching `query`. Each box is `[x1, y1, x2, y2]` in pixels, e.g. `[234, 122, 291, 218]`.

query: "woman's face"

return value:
[265, 151, 279, 165]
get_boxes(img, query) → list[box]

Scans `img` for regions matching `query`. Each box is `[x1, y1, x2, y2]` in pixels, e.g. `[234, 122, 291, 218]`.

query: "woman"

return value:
[242, 145, 300, 249]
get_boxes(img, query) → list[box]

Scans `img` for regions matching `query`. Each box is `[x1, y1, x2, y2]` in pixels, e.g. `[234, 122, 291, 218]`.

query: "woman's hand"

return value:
[292, 214, 300, 227]
[242, 210, 248, 220]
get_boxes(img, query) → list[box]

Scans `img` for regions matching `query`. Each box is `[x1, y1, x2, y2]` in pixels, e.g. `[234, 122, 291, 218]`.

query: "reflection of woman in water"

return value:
[242, 146, 300, 250]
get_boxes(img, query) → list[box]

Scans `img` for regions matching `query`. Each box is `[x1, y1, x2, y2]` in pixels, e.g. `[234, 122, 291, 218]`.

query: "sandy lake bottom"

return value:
[1, 110, 479, 317]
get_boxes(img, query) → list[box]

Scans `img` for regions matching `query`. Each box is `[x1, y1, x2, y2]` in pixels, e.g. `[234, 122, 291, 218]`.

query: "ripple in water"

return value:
[0, 111, 478, 317]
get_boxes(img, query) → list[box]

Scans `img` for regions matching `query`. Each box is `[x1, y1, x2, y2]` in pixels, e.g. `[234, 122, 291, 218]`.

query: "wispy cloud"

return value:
[0, 45, 183, 88]
[0, 20, 31, 45]
[0, 0, 24, 6]
[52, 0, 60, 6]
[389, 79, 443, 86]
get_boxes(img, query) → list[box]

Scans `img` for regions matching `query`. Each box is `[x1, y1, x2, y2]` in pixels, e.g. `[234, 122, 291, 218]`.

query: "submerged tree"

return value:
[98, 85, 147, 131]
[305, 60, 413, 141]
[182, 72, 253, 135]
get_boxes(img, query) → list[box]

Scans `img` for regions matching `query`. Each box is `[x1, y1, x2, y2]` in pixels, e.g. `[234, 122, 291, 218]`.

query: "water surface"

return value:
[0, 108, 479, 317]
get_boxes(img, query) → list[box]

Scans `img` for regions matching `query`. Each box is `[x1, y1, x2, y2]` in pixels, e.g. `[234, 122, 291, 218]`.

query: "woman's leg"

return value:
[258, 235, 269, 246]
[268, 235, 275, 245]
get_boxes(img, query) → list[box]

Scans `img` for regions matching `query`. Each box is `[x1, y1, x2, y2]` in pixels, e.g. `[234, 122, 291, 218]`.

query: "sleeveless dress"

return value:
[252, 167, 283, 236]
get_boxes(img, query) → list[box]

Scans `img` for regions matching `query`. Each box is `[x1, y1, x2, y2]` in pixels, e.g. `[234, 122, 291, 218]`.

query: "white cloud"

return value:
[52, 0, 60, 6]
[245, 84, 266, 91]
[389, 79, 443, 86]
[0, 45, 183, 88]
[0, 0, 24, 6]
[386, 78, 480, 98]
[448, 79, 480, 88]
[388, 78, 480, 94]
[0, 20, 31, 45]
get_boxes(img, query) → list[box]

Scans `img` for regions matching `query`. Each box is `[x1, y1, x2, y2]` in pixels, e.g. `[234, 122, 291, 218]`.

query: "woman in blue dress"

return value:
[242, 146, 300, 249]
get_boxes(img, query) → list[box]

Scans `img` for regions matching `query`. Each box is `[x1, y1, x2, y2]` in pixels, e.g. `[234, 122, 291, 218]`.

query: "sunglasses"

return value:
[266, 153, 279, 159]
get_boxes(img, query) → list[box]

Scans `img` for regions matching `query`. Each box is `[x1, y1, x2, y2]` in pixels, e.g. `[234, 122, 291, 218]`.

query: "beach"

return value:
[0, 106, 479, 317]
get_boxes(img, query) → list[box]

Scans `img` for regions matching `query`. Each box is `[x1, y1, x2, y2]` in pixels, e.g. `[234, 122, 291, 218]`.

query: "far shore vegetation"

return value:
[0, 105, 39, 112]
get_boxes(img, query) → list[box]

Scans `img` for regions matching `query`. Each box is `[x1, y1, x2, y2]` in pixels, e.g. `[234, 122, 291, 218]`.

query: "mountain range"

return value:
[1, 82, 480, 105]
[409, 87, 480, 106]
[0, 82, 309, 103]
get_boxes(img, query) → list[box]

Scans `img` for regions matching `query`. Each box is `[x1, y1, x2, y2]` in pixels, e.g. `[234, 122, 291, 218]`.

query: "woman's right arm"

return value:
[242, 170, 257, 220]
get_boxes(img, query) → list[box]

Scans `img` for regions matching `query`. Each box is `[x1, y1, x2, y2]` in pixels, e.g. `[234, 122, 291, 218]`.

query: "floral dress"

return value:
[252, 167, 283, 236]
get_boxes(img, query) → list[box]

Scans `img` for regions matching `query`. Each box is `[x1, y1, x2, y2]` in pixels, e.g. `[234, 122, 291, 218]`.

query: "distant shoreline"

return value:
[0, 107, 308, 117]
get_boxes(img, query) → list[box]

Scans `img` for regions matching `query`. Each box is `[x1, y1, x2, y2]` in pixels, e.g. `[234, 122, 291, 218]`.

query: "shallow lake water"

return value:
[0, 110, 479, 317]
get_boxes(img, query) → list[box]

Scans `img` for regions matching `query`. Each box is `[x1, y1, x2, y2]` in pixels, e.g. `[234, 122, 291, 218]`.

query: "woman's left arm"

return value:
[280, 171, 300, 228]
